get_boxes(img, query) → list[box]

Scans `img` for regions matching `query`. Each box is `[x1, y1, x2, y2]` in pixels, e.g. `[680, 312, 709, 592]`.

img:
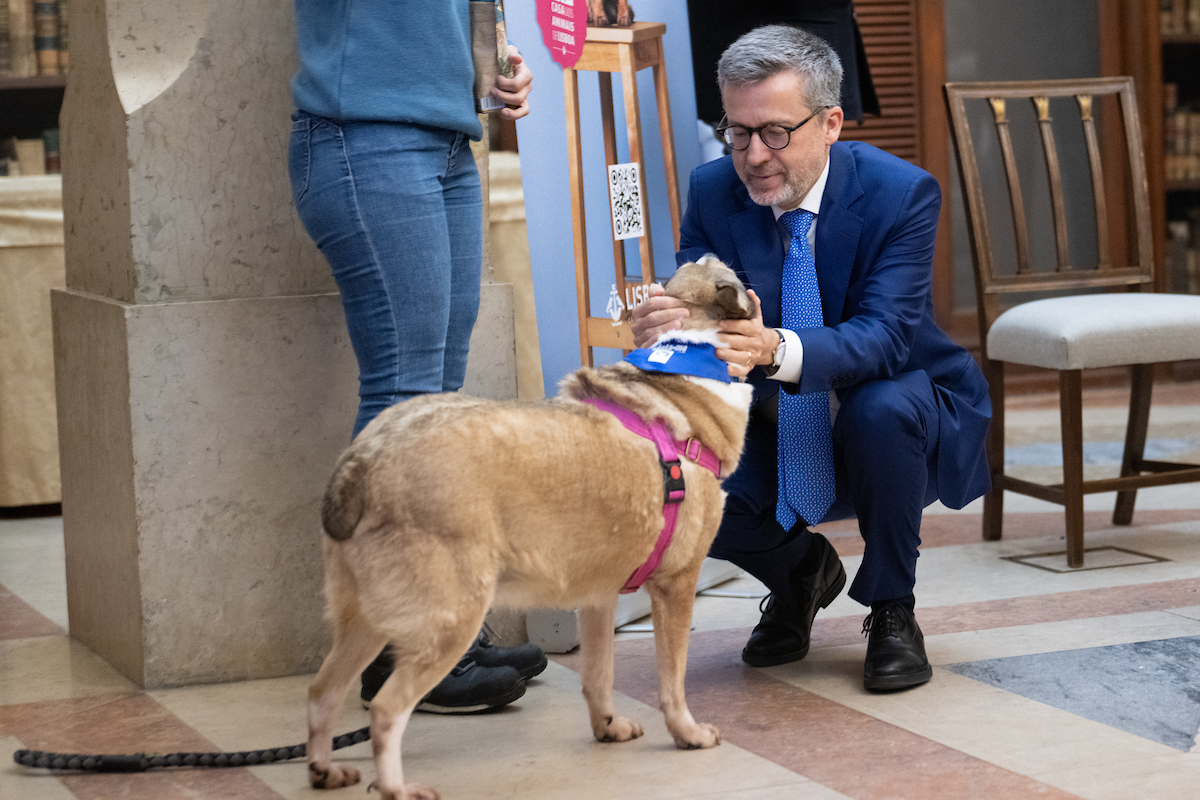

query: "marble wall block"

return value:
[61, 0, 329, 304]
[54, 289, 360, 686]
[55, 283, 520, 687]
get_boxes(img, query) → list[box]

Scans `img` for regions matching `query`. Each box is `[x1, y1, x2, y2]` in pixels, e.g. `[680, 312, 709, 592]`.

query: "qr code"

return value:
[608, 162, 644, 241]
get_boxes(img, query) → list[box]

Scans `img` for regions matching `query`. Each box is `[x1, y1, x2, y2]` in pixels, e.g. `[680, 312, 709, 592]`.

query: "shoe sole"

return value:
[741, 561, 848, 668]
[863, 664, 933, 692]
[360, 678, 528, 714]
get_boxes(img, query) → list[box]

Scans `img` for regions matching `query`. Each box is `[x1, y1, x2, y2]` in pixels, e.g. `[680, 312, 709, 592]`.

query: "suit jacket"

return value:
[677, 140, 991, 509]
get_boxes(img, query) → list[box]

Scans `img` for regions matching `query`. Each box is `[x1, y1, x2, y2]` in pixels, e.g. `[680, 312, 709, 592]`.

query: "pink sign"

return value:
[536, 0, 588, 68]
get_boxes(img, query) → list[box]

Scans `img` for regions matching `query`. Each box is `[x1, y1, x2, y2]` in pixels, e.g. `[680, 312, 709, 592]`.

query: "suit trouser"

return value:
[709, 370, 942, 609]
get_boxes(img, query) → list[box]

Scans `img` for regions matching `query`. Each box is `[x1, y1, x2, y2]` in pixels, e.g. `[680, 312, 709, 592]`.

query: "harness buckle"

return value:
[660, 458, 686, 504]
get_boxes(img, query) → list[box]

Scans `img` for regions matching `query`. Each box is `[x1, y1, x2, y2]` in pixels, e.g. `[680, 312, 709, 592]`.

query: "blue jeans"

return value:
[289, 111, 483, 437]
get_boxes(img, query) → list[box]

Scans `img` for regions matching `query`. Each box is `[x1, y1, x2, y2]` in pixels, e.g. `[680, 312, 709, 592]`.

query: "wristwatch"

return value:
[763, 329, 786, 377]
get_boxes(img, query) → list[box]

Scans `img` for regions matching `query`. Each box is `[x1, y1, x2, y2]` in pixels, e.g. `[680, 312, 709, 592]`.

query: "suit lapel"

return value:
[729, 187, 785, 328]
[815, 143, 864, 327]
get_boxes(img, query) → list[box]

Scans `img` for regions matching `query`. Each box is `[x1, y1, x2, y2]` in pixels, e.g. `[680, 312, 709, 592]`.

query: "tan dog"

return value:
[587, 0, 633, 27]
[306, 257, 755, 800]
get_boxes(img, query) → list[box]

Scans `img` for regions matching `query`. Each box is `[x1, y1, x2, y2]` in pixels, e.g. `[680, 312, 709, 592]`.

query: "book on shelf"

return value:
[2, 136, 45, 175]
[1, 1, 11, 75]
[1163, 84, 1200, 183]
[0, 129, 61, 174]
[32, 0, 58, 75]
[56, 0, 65, 72]
[1167, 217, 1200, 294]
[0, 0, 68, 77]
[42, 127, 58, 173]
[4, 0, 36, 77]
[1160, 0, 1200, 34]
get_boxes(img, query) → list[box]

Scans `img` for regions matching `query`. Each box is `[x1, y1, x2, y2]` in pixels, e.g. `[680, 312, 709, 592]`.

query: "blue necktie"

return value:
[776, 209, 836, 530]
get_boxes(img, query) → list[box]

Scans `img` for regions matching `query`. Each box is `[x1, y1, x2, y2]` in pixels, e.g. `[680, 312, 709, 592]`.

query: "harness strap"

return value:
[582, 398, 722, 593]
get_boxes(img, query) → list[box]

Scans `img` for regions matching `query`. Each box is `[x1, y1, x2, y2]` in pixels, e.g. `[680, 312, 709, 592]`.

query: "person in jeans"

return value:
[288, 0, 545, 713]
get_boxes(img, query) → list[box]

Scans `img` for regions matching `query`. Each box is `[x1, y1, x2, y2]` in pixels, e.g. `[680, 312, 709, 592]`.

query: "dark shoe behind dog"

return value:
[742, 532, 846, 667]
[361, 643, 526, 713]
[470, 627, 548, 681]
[862, 601, 932, 691]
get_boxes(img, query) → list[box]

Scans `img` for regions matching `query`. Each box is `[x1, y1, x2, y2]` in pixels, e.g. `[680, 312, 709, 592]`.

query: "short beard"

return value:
[741, 161, 821, 208]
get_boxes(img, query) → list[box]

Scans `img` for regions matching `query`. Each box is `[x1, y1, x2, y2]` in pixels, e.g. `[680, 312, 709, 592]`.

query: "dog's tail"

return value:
[321, 451, 368, 541]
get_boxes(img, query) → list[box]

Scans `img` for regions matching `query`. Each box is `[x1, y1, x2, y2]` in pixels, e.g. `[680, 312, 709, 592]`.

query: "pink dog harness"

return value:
[582, 398, 722, 594]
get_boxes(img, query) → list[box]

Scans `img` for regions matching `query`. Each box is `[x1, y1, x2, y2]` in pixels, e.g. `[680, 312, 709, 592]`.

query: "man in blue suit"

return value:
[631, 25, 990, 691]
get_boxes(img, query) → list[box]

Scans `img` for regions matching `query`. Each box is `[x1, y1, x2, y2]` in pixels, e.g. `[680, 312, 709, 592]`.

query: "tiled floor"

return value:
[2, 382, 1199, 799]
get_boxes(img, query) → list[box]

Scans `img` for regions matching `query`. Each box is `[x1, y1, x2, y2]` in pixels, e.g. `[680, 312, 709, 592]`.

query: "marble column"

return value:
[54, 0, 517, 688]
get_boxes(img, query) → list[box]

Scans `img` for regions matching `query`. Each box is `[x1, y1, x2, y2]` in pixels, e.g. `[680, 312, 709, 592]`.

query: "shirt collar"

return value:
[771, 155, 830, 222]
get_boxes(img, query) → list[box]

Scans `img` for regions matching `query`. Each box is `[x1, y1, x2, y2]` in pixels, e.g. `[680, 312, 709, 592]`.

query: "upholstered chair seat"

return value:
[988, 294, 1200, 370]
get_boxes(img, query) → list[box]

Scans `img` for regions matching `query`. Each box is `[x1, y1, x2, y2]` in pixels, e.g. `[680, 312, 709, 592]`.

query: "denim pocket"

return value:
[288, 114, 311, 205]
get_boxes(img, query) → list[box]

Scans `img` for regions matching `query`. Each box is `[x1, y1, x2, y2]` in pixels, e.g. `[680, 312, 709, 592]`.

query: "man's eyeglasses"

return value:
[716, 107, 828, 151]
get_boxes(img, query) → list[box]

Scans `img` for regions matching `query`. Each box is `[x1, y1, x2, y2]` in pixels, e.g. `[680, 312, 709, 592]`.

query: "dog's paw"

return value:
[616, 10, 631, 26]
[308, 761, 361, 789]
[367, 780, 441, 800]
[672, 722, 721, 750]
[593, 714, 645, 743]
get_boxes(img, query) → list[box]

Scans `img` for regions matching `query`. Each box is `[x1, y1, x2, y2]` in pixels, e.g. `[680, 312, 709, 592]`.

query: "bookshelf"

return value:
[2, 0, 69, 157]
[0, 77, 63, 172]
[1152, 0, 1200, 381]
[1161, 6, 1200, 296]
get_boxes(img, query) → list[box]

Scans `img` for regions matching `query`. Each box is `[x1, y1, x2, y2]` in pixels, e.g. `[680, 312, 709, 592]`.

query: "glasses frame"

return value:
[716, 106, 829, 151]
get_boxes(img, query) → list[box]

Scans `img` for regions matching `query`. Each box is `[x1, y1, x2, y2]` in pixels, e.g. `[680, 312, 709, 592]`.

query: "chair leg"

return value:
[982, 359, 1005, 541]
[1060, 370, 1085, 568]
[1113, 363, 1154, 525]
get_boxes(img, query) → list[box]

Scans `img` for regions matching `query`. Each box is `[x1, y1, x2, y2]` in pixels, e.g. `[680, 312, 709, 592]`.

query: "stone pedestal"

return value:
[55, 0, 518, 687]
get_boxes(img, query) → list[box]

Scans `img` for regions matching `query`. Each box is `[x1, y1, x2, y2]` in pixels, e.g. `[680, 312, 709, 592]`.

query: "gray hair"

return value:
[717, 25, 842, 111]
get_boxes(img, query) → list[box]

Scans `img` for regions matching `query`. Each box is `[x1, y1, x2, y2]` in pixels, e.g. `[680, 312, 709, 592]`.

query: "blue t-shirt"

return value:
[291, 0, 482, 140]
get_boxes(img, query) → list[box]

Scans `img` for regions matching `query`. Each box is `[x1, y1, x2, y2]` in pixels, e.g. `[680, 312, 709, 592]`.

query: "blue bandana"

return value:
[624, 339, 733, 383]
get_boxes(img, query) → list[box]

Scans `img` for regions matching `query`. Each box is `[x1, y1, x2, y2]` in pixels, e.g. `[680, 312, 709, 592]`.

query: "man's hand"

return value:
[496, 47, 533, 121]
[630, 283, 689, 348]
[716, 290, 780, 379]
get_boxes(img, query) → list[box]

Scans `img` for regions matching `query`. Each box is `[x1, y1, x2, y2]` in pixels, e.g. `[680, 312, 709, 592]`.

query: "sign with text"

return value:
[536, 0, 587, 68]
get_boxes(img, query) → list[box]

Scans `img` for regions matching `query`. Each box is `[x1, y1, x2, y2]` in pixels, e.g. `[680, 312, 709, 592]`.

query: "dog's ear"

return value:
[715, 281, 753, 319]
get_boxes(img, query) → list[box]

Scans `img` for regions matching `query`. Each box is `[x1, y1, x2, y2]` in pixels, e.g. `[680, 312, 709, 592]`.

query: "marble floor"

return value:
[2, 382, 1199, 799]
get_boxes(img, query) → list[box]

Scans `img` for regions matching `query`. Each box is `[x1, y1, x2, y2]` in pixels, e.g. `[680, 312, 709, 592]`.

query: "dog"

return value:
[587, 0, 633, 27]
[306, 257, 755, 800]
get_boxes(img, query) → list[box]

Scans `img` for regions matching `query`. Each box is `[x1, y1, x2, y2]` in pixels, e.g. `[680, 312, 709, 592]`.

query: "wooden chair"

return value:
[943, 77, 1200, 568]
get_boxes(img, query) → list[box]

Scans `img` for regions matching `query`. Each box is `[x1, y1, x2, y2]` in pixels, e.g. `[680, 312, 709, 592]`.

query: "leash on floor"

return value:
[11, 726, 370, 773]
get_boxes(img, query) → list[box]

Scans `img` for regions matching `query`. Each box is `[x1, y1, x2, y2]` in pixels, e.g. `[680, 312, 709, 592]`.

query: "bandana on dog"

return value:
[624, 333, 733, 383]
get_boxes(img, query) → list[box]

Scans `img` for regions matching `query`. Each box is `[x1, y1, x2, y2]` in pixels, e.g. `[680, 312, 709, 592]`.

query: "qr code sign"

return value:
[608, 162, 644, 241]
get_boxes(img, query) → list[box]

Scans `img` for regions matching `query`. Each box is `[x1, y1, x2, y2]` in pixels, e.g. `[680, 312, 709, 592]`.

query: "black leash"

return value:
[12, 726, 370, 773]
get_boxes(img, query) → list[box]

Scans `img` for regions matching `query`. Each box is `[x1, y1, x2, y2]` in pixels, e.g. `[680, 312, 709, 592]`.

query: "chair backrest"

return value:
[943, 77, 1155, 349]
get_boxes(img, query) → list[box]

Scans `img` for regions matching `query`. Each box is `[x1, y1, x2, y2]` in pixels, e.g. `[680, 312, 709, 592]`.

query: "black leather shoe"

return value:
[742, 533, 847, 667]
[468, 627, 548, 681]
[862, 601, 932, 691]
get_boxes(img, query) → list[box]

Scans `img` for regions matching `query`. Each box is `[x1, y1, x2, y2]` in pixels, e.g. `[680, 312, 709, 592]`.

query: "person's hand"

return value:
[496, 47, 533, 120]
[716, 290, 779, 379]
[630, 283, 689, 348]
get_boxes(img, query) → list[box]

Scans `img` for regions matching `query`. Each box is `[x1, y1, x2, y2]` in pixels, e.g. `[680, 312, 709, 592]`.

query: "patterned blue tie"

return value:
[776, 209, 836, 529]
